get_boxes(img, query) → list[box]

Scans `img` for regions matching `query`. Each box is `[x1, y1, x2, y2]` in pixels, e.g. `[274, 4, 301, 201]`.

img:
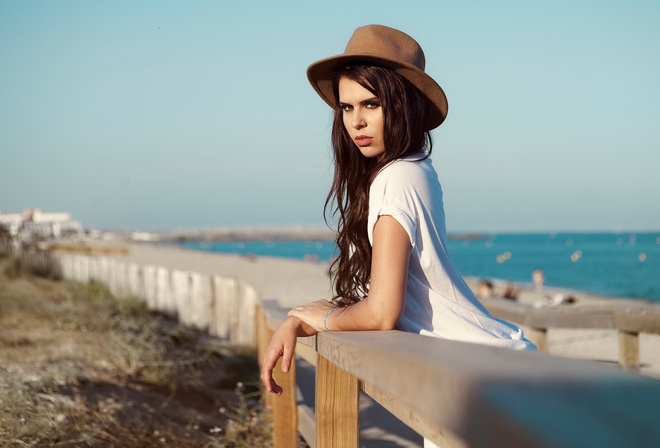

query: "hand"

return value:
[288, 299, 340, 332]
[260, 317, 299, 395]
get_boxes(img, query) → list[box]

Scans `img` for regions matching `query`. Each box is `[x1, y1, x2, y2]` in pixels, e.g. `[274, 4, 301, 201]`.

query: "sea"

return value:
[176, 232, 660, 303]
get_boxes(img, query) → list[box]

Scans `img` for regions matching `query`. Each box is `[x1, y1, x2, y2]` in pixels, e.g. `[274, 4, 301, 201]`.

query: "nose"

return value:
[351, 109, 366, 130]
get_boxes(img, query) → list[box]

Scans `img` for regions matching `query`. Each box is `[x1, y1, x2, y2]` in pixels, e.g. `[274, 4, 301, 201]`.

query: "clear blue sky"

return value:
[1, 1, 658, 233]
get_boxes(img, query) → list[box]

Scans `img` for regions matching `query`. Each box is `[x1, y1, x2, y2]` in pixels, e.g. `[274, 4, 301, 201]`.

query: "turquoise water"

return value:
[176, 232, 660, 302]
[446, 233, 660, 302]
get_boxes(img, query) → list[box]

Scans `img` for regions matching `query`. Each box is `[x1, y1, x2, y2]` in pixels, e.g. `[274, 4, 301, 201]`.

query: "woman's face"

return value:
[338, 77, 385, 160]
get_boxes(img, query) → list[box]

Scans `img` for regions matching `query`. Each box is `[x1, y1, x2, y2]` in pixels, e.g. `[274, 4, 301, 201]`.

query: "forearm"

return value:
[322, 215, 408, 332]
[327, 295, 402, 331]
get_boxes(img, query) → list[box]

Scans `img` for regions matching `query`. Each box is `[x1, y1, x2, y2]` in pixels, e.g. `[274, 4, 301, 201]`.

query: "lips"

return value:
[354, 136, 373, 147]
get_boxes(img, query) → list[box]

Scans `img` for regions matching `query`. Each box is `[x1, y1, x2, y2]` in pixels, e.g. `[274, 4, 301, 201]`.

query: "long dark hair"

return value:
[325, 65, 433, 304]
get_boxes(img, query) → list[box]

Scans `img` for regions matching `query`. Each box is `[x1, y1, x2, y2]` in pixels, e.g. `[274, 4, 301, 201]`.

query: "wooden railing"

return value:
[257, 299, 660, 448]
[481, 297, 660, 370]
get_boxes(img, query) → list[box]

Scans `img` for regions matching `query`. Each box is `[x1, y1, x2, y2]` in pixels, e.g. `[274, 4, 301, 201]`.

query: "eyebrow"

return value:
[337, 97, 380, 107]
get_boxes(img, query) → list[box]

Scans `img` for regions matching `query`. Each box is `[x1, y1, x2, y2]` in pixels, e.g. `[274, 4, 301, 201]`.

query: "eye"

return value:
[340, 104, 353, 112]
[365, 101, 380, 109]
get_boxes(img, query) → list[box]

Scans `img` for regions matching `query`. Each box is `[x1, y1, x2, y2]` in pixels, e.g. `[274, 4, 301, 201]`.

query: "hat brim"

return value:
[307, 54, 448, 130]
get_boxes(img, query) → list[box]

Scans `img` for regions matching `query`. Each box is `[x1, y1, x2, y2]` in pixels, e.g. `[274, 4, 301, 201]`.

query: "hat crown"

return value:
[344, 25, 426, 71]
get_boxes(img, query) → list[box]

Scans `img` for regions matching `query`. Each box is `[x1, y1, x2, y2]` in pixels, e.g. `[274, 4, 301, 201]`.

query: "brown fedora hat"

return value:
[307, 24, 448, 130]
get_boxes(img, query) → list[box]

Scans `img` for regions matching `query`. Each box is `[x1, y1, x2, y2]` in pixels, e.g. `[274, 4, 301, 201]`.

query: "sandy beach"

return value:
[106, 241, 334, 307]
[91, 239, 660, 381]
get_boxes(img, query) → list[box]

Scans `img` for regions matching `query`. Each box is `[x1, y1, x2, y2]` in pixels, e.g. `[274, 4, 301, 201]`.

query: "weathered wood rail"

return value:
[481, 297, 660, 370]
[257, 299, 660, 448]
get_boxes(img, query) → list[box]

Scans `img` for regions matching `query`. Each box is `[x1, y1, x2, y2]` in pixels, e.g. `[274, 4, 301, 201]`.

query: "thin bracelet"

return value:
[323, 308, 338, 332]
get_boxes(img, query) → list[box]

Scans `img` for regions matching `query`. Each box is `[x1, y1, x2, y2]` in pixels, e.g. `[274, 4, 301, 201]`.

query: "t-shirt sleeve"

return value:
[368, 167, 418, 247]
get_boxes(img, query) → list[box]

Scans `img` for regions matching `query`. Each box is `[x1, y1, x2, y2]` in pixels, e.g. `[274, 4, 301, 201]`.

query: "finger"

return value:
[281, 341, 295, 374]
[260, 351, 283, 395]
[261, 366, 282, 395]
[287, 308, 299, 319]
[287, 308, 302, 318]
[259, 362, 275, 394]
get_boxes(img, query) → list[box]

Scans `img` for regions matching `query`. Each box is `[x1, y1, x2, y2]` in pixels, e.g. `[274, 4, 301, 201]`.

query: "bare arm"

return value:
[261, 216, 410, 394]
[289, 215, 411, 331]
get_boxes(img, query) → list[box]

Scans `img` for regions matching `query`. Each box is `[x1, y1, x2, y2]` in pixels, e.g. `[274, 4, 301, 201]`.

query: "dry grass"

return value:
[0, 256, 273, 447]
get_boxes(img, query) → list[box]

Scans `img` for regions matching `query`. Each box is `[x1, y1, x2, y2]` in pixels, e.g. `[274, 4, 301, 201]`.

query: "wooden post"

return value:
[256, 306, 273, 411]
[271, 353, 298, 447]
[528, 327, 548, 352]
[316, 354, 359, 448]
[257, 305, 298, 448]
[618, 330, 640, 369]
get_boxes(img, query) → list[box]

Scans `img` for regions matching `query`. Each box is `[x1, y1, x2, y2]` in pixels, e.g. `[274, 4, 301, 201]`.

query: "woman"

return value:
[261, 24, 534, 397]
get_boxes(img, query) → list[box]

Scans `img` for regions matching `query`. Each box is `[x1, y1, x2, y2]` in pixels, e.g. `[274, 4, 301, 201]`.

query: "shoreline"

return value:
[164, 241, 660, 306]
[56, 236, 657, 306]
[160, 233, 660, 304]
[464, 275, 653, 307]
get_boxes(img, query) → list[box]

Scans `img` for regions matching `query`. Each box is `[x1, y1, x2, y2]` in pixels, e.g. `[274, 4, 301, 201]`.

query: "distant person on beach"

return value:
[475, 279, 494, 299]
[533, 268, 545, 290]
[547, 293, 576, 306]
[260, 26, 536, 438]
[502, 282, 519, 301]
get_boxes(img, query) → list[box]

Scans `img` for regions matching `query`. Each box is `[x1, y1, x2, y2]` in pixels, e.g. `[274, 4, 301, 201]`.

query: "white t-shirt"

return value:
[367, 155, 535, 350]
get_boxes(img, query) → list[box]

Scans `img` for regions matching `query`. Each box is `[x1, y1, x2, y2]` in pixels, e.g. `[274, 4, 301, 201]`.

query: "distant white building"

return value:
[0, 212, 23, 237]
[0, 208, 83, 240]
[29, 209, 73, 224]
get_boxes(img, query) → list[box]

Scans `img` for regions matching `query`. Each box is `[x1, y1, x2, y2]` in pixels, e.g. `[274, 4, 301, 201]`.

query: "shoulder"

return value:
[372, 156, 436, 190]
